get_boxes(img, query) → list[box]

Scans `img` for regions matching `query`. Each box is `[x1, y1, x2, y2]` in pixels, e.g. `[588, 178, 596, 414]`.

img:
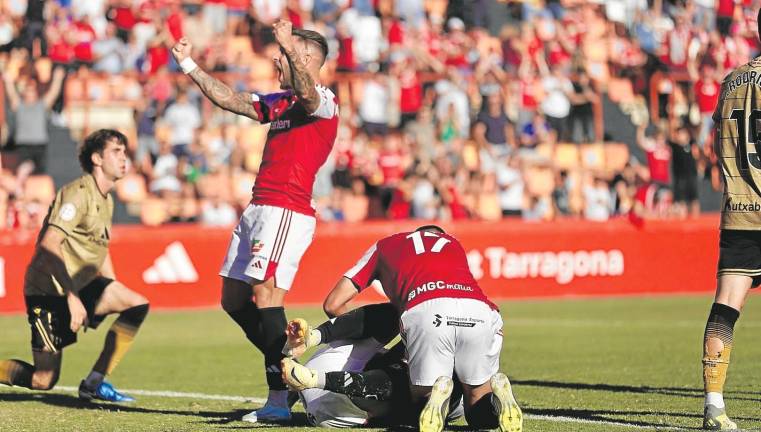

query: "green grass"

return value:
[1, 295, 761, 431]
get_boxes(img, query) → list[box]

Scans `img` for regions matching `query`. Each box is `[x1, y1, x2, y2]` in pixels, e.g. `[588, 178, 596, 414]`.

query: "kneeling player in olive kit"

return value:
[0, 129, 149, 402]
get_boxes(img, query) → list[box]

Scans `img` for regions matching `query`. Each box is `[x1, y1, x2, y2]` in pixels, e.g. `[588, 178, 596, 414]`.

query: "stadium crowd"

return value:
[0, 0, 758, 228]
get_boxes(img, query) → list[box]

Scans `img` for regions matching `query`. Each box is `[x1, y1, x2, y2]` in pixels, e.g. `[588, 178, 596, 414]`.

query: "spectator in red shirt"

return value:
[637, 123, 672, 188]
[72, 15, 96, 67]
[693, 61, 721, 147]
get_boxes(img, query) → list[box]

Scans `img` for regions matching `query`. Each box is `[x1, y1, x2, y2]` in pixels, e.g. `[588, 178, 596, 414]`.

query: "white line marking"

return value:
[55, 386, 266, 404]
[36, 386, 688, 430]
[526, 414, 684, 430]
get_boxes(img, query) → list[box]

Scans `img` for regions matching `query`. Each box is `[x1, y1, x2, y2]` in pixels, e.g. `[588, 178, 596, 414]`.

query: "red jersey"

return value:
[646, 145, 671, 185]
[344, 231, 497, 311]
[695, 78, 720, 113]
[250, 85, 339, 216]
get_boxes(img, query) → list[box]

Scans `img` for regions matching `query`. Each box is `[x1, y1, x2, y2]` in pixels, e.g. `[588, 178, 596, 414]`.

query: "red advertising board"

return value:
[0, 216, 721, 313]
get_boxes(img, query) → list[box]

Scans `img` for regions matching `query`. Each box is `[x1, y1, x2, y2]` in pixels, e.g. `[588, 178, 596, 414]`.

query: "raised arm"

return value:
[42, 67, 65, 110]
[273, 20, 321, 113]
[171, 37, 261, 121]
[2, 72, 20, 111]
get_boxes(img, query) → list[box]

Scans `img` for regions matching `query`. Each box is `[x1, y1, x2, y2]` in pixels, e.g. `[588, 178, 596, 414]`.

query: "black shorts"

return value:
[25, 277, 113, 353]
[673, 175, 698, 203]
[717, 230, 761, 287]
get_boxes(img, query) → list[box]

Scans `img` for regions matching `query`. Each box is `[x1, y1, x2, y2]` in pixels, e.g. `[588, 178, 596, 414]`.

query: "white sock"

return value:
[266, 389, 288, 408]
[84, 371, 105, 389]
[706, 392, 725, 409]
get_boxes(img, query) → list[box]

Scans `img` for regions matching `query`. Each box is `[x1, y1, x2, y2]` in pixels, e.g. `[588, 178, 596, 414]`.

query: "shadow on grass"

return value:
[513, 379, 761, 402]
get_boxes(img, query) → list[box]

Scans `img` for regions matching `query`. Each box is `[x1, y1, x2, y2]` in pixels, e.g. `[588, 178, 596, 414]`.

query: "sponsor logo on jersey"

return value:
[251, 239, 265, 253]
[443, 315, 484, 328]
[407, 280, 473, 302]
[142, 241, 199, 284]
[433, 314, 442, 327]
[270, 119, 291, 130]
[724, 201, 761, 212]
[467, 247, 625, 284]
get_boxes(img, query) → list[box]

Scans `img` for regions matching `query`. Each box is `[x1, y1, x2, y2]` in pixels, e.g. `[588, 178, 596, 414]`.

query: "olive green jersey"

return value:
[24, 174, 113, 296]
[715, 57, 761, 230]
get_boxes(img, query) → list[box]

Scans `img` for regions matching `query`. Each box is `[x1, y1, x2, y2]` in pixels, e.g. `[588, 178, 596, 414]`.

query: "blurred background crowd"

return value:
[0, 0, 753, 228]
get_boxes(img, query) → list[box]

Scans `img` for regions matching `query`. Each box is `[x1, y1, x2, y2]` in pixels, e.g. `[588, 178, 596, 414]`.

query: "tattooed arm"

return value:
[273, 19, 321, 114]
[282, 48, 321, 113]
[171, 37, 261, 121]
[187, 68, 261, 121]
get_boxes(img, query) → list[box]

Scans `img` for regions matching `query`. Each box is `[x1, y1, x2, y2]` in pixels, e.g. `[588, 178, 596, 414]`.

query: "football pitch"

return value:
[1, 295, 761, 432]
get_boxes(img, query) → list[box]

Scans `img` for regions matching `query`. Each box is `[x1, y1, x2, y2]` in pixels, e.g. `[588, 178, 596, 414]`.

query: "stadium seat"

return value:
[554, 143, 580, 170]
[525, 166, 554, 197]
[140, 197, 168, 226]
[604, 142, 630, 173]
[535, 142, 554, 161]
[580, 143, 605, 171]
[24, 175, 55, 206]
[116, 173, 148, 204]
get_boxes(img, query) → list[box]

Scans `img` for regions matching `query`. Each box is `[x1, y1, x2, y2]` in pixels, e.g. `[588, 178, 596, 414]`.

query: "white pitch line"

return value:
[55, 386, 266, 404]
[526, 414, 685, 431]
[48, 386, 691, 431]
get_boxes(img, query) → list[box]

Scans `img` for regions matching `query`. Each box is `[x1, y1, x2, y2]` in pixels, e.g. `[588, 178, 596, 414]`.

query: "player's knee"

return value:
[121, 303, 150, 326]
[322, 298, 341, 318]
[130, 294, 149, 309]
[31, 371, 58, 390]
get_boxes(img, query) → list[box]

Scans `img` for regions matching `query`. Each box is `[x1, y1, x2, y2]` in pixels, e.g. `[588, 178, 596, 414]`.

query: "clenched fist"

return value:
[273, 20, 294, 52]
[171, 37, 193, 63]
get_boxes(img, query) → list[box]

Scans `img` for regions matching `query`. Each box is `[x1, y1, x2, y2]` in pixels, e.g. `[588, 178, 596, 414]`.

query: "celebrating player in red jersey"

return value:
[321, 225, 523, 432]
[171, 20, 338, 423]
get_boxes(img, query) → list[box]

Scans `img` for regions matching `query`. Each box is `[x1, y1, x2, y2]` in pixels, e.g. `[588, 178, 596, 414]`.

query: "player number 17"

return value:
[406, 231, 451, 255]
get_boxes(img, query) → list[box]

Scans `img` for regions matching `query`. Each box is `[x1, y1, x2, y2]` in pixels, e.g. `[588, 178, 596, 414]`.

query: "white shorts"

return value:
[219, 204, 316, 290]
[400, 298, 503, 387]
[300, 339, 385, 428]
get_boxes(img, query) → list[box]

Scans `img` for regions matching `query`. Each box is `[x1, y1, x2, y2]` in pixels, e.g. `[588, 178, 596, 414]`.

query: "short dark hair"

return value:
[415, 224, 446, 234]
[758, 8, 761, 43]
[292, 28, 328, 63]
[78, 129, 127, 173]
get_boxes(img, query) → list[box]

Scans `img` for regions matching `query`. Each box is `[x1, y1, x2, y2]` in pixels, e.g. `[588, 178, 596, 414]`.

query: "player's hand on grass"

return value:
[67, 293, 88, 332]
[273, 20, 294, 53]
[171, 37, 192, 63]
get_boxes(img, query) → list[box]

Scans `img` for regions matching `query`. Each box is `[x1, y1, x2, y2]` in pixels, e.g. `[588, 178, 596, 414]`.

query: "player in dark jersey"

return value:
[285, 225, 522, 432]
[0, 130, 149, 403]
[701, 11, 761, 431]
[171, 20, 338, 423]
